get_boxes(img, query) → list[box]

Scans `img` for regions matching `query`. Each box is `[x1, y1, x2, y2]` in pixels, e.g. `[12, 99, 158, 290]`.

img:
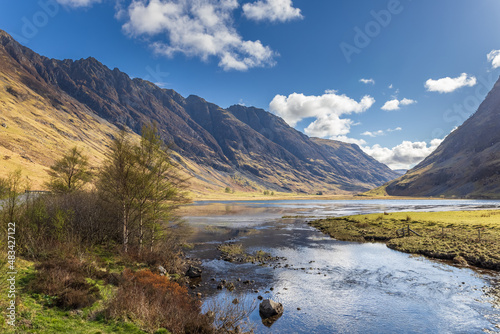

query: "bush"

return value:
[29, 258, 103, 309]
[16, 191, 122, 259]
[106, 269, 213, 334]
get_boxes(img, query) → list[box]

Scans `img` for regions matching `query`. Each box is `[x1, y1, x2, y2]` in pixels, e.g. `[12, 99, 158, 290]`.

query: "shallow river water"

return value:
[180, 200, 500, 333]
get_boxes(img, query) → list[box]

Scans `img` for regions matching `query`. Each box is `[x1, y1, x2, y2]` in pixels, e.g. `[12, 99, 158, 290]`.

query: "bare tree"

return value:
[134, 124, 188, 253]
[97, 126, 188, 253]
[97, 131, 141, 252]
[2, 169, 23, 224]
[45, 147, 92, 193]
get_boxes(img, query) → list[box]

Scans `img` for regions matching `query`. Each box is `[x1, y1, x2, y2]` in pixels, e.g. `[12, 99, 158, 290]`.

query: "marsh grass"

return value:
[218, 243, 244, 256]
[310, 210, 500, 270]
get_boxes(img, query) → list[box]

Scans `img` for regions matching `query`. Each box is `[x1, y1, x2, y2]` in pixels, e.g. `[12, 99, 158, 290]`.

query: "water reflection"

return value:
[181, 200, 500, 333]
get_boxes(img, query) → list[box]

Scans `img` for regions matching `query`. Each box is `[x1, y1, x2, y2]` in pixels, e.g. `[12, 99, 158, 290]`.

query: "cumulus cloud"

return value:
[361, 139, 443, 170]
[425, 73, 477, 93]
[362, 127, 401, 137]
[362, 130, 384, 137]
[304, 115, 354, 138]
[56, 0, 101, 7]
[381, 98, 416, 111]
[123, 0, 276, 71]
[360, 78, 375, 85]
[243, 0, 303, 22]
[269, 90, 375, 138]
[487, 50, 500, 69]
[330, 136, 367, 146]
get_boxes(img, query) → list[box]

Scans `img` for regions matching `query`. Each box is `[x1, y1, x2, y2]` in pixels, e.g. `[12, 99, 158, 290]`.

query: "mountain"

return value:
[393, 169, 408, 176]
[382, 76, 500, 198]
[0, 30, 398, 194]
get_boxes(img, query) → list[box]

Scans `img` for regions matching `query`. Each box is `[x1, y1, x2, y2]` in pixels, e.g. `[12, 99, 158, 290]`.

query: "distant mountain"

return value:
[0, 30, 398, 194]
[393, 169, 408, 176]
[382, 76, 500, 198]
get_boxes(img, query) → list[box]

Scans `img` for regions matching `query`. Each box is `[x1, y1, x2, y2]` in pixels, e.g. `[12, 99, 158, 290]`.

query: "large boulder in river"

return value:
[186, 266, 202, 278]
[259, 299, 284, 319]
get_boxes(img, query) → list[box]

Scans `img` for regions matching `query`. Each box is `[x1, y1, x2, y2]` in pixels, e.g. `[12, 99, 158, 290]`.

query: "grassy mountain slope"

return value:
[0, 30, 398, 194]
[380, 75, 500, 198]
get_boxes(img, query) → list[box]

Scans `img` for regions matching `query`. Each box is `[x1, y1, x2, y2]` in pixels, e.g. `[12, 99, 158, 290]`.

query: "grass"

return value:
[1, 259, 147, 334]
[217, 243, 273, 265]
[310, 210, 500, 270]
[217, 243, 244, 256]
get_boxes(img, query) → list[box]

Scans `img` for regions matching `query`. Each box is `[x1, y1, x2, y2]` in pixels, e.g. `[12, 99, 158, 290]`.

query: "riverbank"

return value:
[188, 191, 435, 202]
[310, 210, 500, 271]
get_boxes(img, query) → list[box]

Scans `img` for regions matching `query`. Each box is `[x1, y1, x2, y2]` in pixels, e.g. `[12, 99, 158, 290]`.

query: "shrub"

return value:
[29, 258, 103, 309]
[106, 269, 213, 334]
[16, 191, 122, 259]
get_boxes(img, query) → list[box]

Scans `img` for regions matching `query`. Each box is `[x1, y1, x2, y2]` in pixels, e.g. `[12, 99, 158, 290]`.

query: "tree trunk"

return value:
[139, 212, 143, 255]
[123, 203, 128, 253]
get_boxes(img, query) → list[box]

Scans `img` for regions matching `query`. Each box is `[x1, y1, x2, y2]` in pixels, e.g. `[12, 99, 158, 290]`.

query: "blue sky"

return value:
[1, 0, 500, 169]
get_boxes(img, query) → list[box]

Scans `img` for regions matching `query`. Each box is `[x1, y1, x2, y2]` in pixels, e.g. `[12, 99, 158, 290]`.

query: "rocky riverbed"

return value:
[180, 199, 500, 333]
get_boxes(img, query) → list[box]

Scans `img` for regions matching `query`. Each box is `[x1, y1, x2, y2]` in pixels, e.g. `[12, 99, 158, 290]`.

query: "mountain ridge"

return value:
[381, 75, 500, 198]
[0, 29, 398, 194]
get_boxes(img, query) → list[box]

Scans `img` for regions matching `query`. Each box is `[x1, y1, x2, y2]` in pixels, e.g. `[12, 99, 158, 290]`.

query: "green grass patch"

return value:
[1, 260, 146, 334]
[310, 210, 500, 270]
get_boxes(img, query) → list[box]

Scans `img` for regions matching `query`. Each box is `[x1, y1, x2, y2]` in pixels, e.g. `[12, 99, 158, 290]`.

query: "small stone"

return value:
[186, 266, 202, 278]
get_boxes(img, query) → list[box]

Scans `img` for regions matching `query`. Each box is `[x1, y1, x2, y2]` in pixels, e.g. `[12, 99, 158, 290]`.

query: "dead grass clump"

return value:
[218, 243, 244, 256]
[106, 269, 213, 334]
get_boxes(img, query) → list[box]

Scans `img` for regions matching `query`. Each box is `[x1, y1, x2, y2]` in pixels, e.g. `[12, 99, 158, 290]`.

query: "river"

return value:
[180, 199, 500, 333]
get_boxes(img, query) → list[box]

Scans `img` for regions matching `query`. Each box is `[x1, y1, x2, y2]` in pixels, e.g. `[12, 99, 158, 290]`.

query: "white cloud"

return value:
[123, 0, 276, 71]
[388, 84, 393, 89]
[388, 126, 402, 132]
[362, 127, 402, 137]
[56, 0, 101, 7]
[366, 127, 402, 137]
[361, 138, 443, 170]
[304, 115, 354, 138]
[269, 91, 375, 138]
[330, 136, 367, 146]
[425, 73, 477, 93]
[362, 130, 385, 137]
[381, 98, 416, 111]
[243, 0, 303, 22]
[487, 50, 500, 69]
[360, 78, 375, 85]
